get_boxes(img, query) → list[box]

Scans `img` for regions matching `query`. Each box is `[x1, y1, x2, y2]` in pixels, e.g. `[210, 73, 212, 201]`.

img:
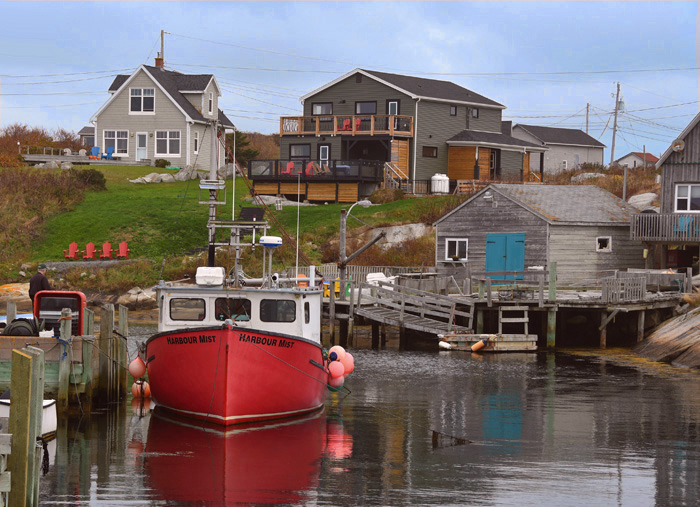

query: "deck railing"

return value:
[280, 115, 413, 137]
[248, 159, 385, 180]
[630, 212, 700, 242]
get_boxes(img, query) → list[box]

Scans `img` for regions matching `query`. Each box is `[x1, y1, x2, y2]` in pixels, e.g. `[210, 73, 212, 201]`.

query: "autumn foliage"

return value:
[0, 123, 83, 168]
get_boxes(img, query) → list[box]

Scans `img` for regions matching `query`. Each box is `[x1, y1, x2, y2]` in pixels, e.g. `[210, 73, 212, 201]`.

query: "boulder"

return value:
[128, 177, 147, 184]
[18, 271, 26, 278]
[219, 163, 236, 179]
[60, 162, 73, 170]
[34, 163, 45, 169]
[571, 172, 604, 183]
[628, 192, 658, 211]
[160, 173, 175, 183]
[174, 165, 198, 181]
[44, 161, 59, 170]
[117, 286, 157, 309]
[20, 263, 30, 271]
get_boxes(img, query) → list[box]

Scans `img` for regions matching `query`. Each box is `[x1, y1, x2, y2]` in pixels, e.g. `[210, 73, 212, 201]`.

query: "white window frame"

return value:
[194, 132, 199, 154]
[445, 238, 468, 261]
[129, 88, 155, 114]
[208, 92, 213, 115]
[596, 236, 612, 252]
[675, 184, 700, 213]
[562, 160, 568, 170]
[155, 130, 181, 158]
[103, 129, 129, 157]
[388, 101, 399, 116]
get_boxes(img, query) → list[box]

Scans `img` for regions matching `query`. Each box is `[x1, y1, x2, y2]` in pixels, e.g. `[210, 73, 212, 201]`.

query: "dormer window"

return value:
[130, 88, 155, 113]
[208, 92, 213, 115]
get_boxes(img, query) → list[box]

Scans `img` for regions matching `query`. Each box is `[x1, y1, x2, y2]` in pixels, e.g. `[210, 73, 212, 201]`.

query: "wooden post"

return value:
[83, 308, 95, 336]
[339, 320, 348, 348]
[476, 309, 484, 334]
[57, 308, 72, 412]
[82, 336, 94, 407]
[329, 290, 336, 346]
[599, 311, 607, 349]
[547, 309, 556, 348]
[6, 302, 16, 324]
[118, 305, 129, 400]
[486, 278, 492, 307]
[538, 277, 544, 307]
[548, 262, 557, 302]
[371, 322, 379, 350]
[25, 346, 43, 507]
[347, 281, 355, 348]
[637, 310, 645, 343]
[98, 305, 114, 404]
[478, 279, 485, 300]
[686, 267, 693, 294]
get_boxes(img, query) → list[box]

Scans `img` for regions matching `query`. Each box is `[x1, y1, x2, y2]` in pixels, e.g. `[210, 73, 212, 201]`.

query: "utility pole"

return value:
[643, 144, 646, 169]
[610, 82, 620, 165]
[586, 103, 589, 134]
[160, 29, 164, 65]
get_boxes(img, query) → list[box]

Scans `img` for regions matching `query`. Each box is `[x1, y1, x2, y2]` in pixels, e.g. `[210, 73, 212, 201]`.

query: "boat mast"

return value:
[207, 119, 220, 267]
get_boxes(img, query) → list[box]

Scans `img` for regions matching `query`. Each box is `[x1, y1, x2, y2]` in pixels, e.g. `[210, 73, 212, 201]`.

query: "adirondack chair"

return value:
[281, 161, 295, 175]
[101, 146, 114, 160]
[116, 241, 130, 259]
[339, 119, 351, 131]
[81, 242, 96, 260]
[63, 242, 79, 260]
[89, 146, 100, 160]
[99, 242, 113, 259]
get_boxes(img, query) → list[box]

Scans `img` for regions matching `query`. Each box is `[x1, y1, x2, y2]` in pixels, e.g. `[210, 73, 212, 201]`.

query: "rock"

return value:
[60, 162, 73, 170]
[18, 271, 26, 277]
[34, 163, 45, 169]
[174, 165, 198, 181]
[571, 172, 604, 183]
[160, 173, 175, 183]
[128, 177, 147, 184]
[219, 163, 236, 179]
[20, 263, 30, 271]
[117, 286, 156, 309]
[628, 192, 658, 211]
[196, 171, 209, 180]
[143, 172, 162, 183]
[44, 161, 59, 170]
[352, 223, 432, 250]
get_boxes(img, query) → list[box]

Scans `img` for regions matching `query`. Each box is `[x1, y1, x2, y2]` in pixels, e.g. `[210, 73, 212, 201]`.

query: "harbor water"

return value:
[38, 329, 700, 506]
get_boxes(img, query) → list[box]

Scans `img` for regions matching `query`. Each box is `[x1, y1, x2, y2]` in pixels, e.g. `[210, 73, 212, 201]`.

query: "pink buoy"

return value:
[128, 357, 147, 379]
[328, 375, 344, 389]
[328, 345, 346, 362]
[131, 380, 151, 398]
[340, 352, 354, 375]
[328, 361, 344, 379]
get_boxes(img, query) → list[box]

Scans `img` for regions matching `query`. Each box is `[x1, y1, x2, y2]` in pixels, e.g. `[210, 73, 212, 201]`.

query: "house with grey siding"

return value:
[630, 111, 700, 270]
[434, 184, 644, 286]
[90, 60, 234, 170]
[275, 68, 546, 189]
[511, 124, 605, 175]
[78, 126, 94, 148]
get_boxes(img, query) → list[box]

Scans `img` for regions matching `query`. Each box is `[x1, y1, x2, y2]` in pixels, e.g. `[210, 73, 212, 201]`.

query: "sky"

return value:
[0, 1, 698, 161]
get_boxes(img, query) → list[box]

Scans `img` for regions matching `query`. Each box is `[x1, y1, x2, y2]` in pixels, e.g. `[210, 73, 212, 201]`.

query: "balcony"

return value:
[279, 115, 413, 137]
[248, 159, 385, 181]
[630, 213, 700, 242]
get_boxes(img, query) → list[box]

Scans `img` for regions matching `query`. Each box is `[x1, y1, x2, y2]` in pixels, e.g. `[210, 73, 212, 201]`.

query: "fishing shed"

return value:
[433, 184, 645, 285]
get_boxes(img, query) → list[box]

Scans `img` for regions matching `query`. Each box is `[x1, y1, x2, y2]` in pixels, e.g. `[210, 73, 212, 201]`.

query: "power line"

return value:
[223, 89, 300, 111]
[1, 75, 118, 86]
[219, 83, 299, 100]
[223, 108, 286, 116]
[0, 68, 135, 78]
[2, 101, 103, 109]
[0, 91, 104, 96]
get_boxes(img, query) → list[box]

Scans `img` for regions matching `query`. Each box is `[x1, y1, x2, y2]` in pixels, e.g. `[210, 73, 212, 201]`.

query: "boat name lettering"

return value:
[166, 335, 216, 345]
[239, 333, 295, 348]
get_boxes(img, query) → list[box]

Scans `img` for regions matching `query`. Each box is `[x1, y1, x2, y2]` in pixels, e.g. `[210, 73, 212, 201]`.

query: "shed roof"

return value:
[615, 151, 659, 164]
[78, 126, 94, 136]
[514, 124, 606, 148]
[435, 184, 636, 226]
[447, 129, 546, 152]
[657, 110, 700, 168]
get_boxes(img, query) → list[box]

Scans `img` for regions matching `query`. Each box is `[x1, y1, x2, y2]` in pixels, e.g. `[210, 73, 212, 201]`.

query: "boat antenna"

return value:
[295, 172, 300, 278]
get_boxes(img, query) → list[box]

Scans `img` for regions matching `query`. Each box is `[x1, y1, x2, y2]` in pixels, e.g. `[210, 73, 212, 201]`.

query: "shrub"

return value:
[67, 168, 107, 191]
[368, 187, 404, 204]
[155, 159, 170, 168]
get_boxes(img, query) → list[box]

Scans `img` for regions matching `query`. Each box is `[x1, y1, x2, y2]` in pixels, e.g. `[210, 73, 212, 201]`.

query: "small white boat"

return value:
[0, 397, 58, 441]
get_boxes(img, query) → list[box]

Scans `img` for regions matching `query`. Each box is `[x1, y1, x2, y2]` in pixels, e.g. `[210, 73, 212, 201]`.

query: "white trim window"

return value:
[445, 238, 468, 261]
[104, 130, 129, 156]
[155, 130, 181, 157]
[129, 88, 155, 113]
[194, 131, 199, 154]
[208, 92, 213, 115]
[596, 236, 612, 252]
[675, 184, 700, 212]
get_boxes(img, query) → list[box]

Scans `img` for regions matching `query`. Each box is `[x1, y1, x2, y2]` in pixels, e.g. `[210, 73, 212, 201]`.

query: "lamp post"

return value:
[339, 199, 372, 300]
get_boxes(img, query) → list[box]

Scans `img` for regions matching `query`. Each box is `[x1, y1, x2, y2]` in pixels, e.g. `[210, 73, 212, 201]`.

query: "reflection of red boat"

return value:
[144, 407, 326, 505]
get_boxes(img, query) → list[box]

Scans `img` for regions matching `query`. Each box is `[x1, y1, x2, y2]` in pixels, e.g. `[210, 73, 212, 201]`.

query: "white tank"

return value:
[431, 173, 449, 194]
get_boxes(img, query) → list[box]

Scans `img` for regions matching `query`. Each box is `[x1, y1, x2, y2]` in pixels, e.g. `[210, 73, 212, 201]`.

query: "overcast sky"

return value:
[0, 1, 697, 160]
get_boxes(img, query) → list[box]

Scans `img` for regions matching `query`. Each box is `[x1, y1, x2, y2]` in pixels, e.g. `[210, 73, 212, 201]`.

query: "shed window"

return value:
[422, 146, 438, 158]
[215, 298, 251, 321]
[312, 103, 333, 115]
[675, 184, 700, 212]
[130, 88, 155, 113]
[472, 108, 479, 118]
[290, 144, 311, 159]
[445, 238, 468, 261]
[260, 299, 296, 323]
[596, 236, 612, 252]
[169, 298, 205, 321]
[450, 106, 457, 116]
[355, 101, 377, 115]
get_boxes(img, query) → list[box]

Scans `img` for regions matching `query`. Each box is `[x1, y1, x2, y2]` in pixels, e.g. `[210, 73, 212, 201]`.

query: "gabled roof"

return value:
[514, 124, 606, 148]
[447, 129, 547, 152]
[657, 110, 700, 168]
[434, 184, 635, 226]
[218, 109, 235, 129]
[615, 151, 658, 164]
[78, 126, 94, 136]
[300, 68, 505, 109]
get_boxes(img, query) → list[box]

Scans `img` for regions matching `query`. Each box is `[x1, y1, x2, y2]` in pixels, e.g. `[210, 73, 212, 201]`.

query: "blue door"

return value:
[486, 233, 525, 280]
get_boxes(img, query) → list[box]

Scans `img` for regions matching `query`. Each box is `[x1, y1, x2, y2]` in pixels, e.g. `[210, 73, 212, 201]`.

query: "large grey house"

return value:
[511, 124, 605, 175]
[90, 60, 234, 170]
[434, 184, 644, 285]
[267, 69, 546, 197]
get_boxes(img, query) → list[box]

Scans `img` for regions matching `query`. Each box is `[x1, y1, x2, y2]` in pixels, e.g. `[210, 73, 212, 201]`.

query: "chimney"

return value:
[501, 121, 512, 136]
[155, 52, 164, 69]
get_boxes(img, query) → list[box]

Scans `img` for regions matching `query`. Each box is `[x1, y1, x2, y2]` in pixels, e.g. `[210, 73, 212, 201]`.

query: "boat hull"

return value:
[145, 326, 327, 426]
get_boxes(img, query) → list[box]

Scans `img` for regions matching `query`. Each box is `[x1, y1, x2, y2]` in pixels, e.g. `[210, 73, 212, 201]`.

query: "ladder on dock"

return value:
[498, 305, 529, 334]
[355, 281, 474, 336]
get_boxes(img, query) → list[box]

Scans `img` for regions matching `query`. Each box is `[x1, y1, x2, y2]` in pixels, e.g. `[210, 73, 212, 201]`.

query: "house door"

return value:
[136, 133, 147, 161]
[485, 233, 525, 280]
[319, 144, 330, 165]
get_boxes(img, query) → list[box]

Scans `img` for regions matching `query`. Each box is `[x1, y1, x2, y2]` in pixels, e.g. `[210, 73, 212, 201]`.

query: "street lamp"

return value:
[339, 200, 372, 300]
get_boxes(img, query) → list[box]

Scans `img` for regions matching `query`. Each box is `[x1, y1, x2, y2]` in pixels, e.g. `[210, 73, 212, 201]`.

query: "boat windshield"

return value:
[215, 298, 251, 321]
[170, 298, 206, 321]
[260, 299, 296, 323]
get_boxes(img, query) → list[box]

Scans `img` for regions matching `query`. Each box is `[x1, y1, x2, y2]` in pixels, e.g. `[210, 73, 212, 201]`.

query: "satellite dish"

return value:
[672, 139, 685, 152]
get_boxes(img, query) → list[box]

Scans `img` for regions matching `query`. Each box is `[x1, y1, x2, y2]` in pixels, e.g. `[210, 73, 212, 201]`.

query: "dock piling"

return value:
[6, 303, 16, 325]
[57, 308, 72, 411]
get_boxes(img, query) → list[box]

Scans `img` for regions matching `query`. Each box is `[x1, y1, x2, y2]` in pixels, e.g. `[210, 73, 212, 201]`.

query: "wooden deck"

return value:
[280, 115, 413, 137]
[630, 212, 700, 243]
[23, 153, 147, 167]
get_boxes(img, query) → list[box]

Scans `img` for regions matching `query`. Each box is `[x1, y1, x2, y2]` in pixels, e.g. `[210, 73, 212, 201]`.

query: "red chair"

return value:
[116, 241, 130, 259]
[340, 119, 351, 131]
[63, 242, 78, 260]
[99, 242, 113, 259]
[306, 162, 315, 176]
[81, 242, 96, 260]
[355, 117, 362, 131]
[282, 161, 295, 175]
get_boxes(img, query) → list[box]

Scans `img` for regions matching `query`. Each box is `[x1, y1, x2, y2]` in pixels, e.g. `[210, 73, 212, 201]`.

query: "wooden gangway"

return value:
[354, 281, 474, 337]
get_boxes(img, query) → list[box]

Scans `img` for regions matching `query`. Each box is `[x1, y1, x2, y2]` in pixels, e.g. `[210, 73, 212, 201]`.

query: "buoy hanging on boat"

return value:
[328, 345, 346, 362]
[131, 380, 151, 398]
[327, 374, 344, 390]
[340, 352, 354, 374]
[128, 357, 147, 379]
[471, 338, 488, 352]
[131, 397, 152, 416]
[328, 361, 344, 379]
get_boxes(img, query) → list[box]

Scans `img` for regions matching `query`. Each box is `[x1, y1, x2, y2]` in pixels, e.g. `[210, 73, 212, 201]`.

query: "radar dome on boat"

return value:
[259, 236, 283, 248]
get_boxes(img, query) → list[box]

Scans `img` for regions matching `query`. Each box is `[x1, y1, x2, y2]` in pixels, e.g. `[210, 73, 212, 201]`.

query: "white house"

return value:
[614, 151, 659, 168]
[90, 59, 234, 170]
[511, 124, 605, 175]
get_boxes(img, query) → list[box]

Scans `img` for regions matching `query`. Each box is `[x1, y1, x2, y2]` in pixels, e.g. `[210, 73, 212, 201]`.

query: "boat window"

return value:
[260, 299, 296, 323]
[169, 298, 206, 321]
[304, 302, 310, 324]
[215, 298, 251, 321]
